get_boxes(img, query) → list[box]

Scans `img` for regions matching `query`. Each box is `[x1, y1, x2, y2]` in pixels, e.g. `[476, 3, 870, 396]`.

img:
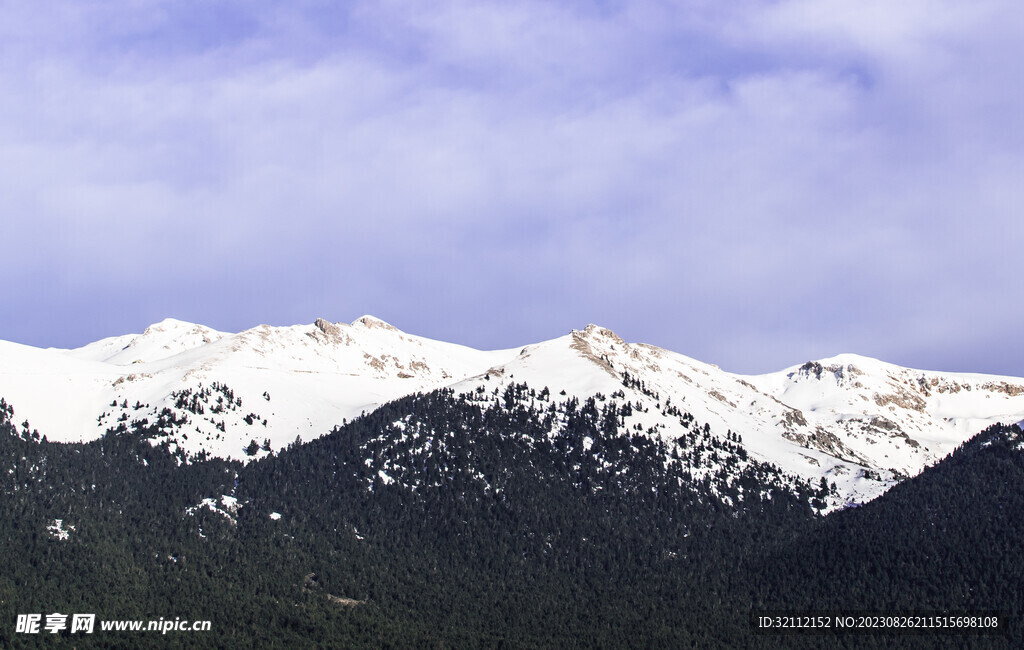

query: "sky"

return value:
[2, 0, 1023, 375]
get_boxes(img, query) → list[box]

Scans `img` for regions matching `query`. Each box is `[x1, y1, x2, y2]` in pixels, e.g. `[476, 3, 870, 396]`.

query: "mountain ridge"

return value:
[3, 316, 1023, 508]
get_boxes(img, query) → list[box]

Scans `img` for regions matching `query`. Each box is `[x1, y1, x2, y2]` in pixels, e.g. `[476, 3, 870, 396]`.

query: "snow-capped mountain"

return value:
[2, 317, 1023, 506]
[65, 317, 228, 365]
[453, 325, 1024, 503]
[1, 316, 513, 457]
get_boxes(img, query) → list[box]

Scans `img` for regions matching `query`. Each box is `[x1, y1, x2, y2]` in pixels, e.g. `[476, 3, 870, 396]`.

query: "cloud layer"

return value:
[2, 0, 1022, 374]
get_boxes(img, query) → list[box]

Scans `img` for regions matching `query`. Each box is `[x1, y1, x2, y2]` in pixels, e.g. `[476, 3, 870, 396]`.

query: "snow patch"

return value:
[187, 495, 242, 524]
[48, 519, 74, 541]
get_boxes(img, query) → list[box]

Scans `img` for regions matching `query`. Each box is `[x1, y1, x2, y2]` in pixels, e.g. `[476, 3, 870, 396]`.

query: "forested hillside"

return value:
[0, 393, 1020, 647]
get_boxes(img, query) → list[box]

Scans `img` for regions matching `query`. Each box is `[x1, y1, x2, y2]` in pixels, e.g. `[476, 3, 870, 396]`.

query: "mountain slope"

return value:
[744, 422, 1024, 647]
[3, 389, 1022, 647]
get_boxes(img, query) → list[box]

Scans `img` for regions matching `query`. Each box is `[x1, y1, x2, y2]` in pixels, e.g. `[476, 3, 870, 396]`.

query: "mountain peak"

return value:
[813, 352, 887, 368]
[575, 324, 626, 346]
[352, 315, 398, 331]
[142, 317, 203, 334]
[310, 318, 351, 345]
[313, 317, 339, 333]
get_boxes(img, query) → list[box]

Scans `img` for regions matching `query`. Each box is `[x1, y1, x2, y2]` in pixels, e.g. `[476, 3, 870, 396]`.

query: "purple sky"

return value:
[2, 0, 1023, 375]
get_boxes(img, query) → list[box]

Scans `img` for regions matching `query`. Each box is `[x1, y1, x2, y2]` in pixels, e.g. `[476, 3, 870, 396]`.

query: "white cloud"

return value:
[0, 0, 1022, 373]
